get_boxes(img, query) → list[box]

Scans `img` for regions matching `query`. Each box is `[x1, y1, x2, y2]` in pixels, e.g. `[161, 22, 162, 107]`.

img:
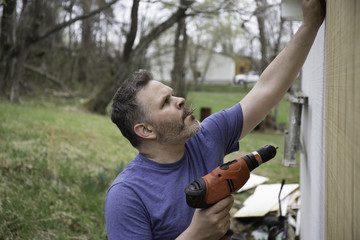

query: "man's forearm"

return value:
[240, 18, 323, 139]
[257, 22, 321, 100]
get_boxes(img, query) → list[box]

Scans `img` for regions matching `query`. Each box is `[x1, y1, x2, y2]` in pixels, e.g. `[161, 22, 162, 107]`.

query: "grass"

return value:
[0, 86, 298, 239]
[0, 100, 137, 239]
[187, 86, 290, 127]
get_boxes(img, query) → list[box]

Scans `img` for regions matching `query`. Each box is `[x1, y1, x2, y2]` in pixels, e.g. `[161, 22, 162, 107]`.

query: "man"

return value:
[105, 0, 324, 239]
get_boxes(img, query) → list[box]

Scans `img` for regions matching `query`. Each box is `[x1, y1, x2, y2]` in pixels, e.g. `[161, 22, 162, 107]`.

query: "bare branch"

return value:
[24, 64, 70, 92]
[31, 0, 118, 44]
[134, 1, 194, 55]
[123, 0, 140, 60]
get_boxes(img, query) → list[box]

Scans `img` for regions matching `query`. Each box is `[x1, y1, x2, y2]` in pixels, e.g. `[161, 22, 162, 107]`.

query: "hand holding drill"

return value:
[185, 145, 277, 239]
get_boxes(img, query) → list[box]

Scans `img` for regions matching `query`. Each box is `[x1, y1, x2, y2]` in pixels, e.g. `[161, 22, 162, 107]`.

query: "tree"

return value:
[78, 0, 96, 84]
[249, 0, 293, 72]
[0, 0, 119, 102]
[85, 0, 195, 114]
[171, 15, 188, 98]
[0, 0, 17, 96]
[187, 6, 243, 90]
[188, 39, 216, 91]
[255, 0, 269, 72]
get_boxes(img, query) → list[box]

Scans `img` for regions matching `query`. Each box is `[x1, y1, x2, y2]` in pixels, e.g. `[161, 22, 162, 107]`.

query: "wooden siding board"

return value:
[354, 1, 360, 238]
[325, 0, 359, 239]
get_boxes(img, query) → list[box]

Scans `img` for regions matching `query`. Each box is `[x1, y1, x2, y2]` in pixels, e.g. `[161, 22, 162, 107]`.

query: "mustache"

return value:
[183, 104, 196, 119]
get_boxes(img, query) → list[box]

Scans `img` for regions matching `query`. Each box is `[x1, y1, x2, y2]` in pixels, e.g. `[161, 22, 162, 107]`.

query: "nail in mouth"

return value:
[185, 104, 196, 118]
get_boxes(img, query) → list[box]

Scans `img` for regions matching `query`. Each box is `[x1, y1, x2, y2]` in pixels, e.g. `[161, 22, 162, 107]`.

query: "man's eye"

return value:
[163, 98, 169, 106]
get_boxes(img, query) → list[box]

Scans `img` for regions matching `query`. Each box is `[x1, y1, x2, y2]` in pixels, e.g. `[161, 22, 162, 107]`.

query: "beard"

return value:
[152, 107, 201, 145]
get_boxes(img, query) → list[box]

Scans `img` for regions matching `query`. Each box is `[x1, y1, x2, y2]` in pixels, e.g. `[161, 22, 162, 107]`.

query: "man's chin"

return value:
[188, 119, 201, 136]
[184, 113, 197, 122]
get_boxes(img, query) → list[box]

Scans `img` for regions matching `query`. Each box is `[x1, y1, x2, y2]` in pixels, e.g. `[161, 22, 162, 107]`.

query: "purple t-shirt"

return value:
[105, 103, 243, 239]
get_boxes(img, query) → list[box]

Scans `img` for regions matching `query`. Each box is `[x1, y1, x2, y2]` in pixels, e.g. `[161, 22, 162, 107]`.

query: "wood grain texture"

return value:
[325, 0, 360, 239]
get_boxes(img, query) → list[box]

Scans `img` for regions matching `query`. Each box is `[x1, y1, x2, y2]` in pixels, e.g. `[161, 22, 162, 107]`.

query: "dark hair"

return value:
[111, 69, 154, 148]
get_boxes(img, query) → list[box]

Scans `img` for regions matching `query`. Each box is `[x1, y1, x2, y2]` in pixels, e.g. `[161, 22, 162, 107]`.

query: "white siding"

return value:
[200, 54, 235, 84]
[300, 24, 325, 240]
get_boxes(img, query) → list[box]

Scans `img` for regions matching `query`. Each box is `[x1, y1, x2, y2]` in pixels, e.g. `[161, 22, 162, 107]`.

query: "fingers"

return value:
[209, 195, 234, 215]
[189, 196, 234, 239]
[218, 212, 232, 237]
[319, 0, 326, 17]
[302, 0, 325, 27]
[220, 212, 231, 229]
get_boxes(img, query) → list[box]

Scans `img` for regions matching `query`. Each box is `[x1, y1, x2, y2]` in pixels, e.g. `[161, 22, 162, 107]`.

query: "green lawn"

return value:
[0, 101, 136, 239]
[0, 88, 297, 238]
[187, 89, 290, 127]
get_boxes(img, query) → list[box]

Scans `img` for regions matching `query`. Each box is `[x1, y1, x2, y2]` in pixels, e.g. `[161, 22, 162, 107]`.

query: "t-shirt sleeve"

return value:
[200, 103, 243, 156]
[105, 183, 152, 240]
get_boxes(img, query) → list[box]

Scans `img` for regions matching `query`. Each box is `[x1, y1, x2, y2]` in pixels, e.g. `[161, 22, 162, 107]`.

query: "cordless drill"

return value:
[184, 145, 277, 239]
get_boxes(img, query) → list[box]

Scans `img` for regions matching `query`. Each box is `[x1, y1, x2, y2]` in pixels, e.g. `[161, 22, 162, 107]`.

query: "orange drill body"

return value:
[203, 158, 250, 205]
[185, 145, 277, 209]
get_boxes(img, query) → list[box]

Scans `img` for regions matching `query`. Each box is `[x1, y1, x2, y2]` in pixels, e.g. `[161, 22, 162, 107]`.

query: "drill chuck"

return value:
[243, 145, 277, 171]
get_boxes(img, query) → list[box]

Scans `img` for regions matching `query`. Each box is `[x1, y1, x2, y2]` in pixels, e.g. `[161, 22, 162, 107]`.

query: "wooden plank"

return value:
[236, 173, 269, 193]
[353, 1, 360, 238]
[325, 0, 359, 239]
[234, 184, 299, 218]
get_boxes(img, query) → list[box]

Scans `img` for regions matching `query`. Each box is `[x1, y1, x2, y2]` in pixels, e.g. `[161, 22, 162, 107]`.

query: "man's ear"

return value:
[134, 123, 156, 140]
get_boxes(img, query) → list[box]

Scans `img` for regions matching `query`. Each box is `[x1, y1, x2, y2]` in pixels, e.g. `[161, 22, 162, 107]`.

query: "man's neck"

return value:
[138, 142, 186, 164]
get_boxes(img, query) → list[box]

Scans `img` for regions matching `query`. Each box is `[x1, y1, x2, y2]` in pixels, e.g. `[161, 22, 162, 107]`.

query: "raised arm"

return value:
[239, 0, 325, 139]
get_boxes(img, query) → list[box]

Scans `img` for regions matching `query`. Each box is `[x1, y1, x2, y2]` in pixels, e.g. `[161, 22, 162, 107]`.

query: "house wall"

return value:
[301, 1, 360, 239]
[300, 24, 325, 240]
[325, 1, 360, 239]
[150, 52, 235, 85]
[201, 54, 235, 84]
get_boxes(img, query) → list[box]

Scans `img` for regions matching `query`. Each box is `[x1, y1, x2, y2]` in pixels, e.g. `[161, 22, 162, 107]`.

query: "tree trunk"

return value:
[0, 0, 17, 96]
[257, 15, 267, 72]
[9, 0, 44, 102]
[10, 46, 27, 103]
[188, 41, 200, 90]
[9, 0, 31, 103]
[85, 61, 136, 114]
[255, 0, 269, 72]
[85, 80, 120, 114]
[198, 42, 216, 91]
[78, 0, 95, 84]
[171, 17, 187, 98]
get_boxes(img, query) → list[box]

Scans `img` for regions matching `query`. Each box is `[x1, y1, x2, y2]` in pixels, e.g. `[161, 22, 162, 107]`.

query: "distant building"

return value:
[234, 56, 252, 75]
[150, 50, 236, 85]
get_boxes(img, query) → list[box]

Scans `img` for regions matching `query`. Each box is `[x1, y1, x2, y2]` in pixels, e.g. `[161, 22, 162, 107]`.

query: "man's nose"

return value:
[175, 97, 185, 109]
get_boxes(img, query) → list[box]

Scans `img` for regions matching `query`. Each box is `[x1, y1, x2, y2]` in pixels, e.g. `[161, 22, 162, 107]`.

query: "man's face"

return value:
[136, 80, 200, 144]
